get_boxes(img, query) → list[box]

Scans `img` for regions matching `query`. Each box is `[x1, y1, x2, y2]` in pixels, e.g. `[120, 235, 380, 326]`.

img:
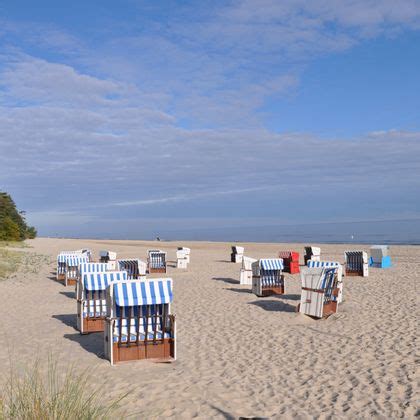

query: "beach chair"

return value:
[307, 260, 344, 303]
[117, 259, 147, 279]
[298, 266, 340, 319]
[75, 249, 92, 261]
[76, 262, 112, 299]
[177, 247, 190, 263]
[148, 250, 167, 273]
[278, 251, 300, 274]
[240, 256, 257, 285]
[231, 246, 244, 263]
[104, 278, 176, 365]
[99, 250, 117, 270]
[65, 256, 89, 286]
[304, 246, 321, 265]
[76, 271, 128, 334]
[176, 249, 189, 269]
[344, 251, 368, 276]
[369, 245, 392, 268]
[252, 258, 285, 297]
[56, 250, 88, 281]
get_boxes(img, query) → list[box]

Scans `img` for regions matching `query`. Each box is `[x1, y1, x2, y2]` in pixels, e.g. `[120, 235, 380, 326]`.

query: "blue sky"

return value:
[0, 0, 420, 240]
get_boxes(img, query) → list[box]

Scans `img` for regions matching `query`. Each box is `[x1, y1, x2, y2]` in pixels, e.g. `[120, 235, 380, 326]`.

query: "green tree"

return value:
[0, 191, 37, 241]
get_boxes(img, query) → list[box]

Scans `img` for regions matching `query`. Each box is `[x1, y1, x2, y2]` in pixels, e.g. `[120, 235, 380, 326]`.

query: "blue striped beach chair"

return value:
[76, 271, 128, 334]
[147, 250, 167, 273]
[298, 266, 340, 319]
[344, 251, 368, 277]
[64, 256, 89, 287]
[56, 250, 91, 281]
[75, 262, 112, 298]
[117, 259, 147, 279]
[307, 260, 344, 303]
[104, 278, 176, 365]
[252, 258, 285, 297]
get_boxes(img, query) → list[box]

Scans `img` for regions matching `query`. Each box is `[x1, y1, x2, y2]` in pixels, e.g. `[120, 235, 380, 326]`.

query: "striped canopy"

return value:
[80, 263, 109, 274]
[260, 259, 284, 270]
[307, 260, 340, 268]
[113, 279, 173, 307]
[83, 271, 127, 291]
[57, 255, 89, 265]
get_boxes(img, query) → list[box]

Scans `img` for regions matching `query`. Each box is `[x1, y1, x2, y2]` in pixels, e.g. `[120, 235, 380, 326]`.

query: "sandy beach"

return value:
[0, 237, 417, 418]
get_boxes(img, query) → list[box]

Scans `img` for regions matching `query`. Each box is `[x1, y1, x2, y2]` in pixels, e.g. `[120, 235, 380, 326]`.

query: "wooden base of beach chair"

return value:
[66, 277, 77, 286]
[57, 274, 65, 282]
[296, 301, 337, 319]
[149, 267, 167, 274]
[345, 270, 362, 276]
[260, 286, 284, 296]
[112, 339, 175, 364]
[80, 317, 105, 334]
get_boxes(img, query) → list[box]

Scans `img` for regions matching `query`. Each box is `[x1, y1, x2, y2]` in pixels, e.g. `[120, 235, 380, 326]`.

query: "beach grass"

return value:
[0, 248, 23, 280]
[1, 356, 128, 419]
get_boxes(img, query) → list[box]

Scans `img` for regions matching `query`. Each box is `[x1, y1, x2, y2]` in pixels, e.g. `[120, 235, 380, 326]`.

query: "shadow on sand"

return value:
[52, 314, 77, 329]
[63, 332, 105, 359]
[59, 291, 75, 300]
[212, 277, 238, 285]
[248, 300, 296, 313]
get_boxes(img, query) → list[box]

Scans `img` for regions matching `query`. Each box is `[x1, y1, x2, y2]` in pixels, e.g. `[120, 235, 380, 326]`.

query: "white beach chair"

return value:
[177, 247, 191, 264]
[148, 250, 167, 273]
[117, 259, 147, 279]
[240, 256, 257, 285]
[307, 260, 344, 303]
[99, 250, 117, 270]
[56, 250, 88, 281]
[104, 278, 176, 365]
[304, 246, 321, 264]
[252, 258, 285, 297]
[369, 245, 392, 268]
[64, 255, 89, 286]
[298, 266, 340, 319]
[76, 271, 128, 334]
[176, 249, 189, 269]
[231, 246, 244, 263]
[344, 251, 368, 276]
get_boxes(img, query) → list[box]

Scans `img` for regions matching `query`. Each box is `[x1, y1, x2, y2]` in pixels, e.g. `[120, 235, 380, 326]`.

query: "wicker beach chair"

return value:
[369, 245, 392, 268]
[56, 250, 89, 281]
[117, 259, 147, 279]
[177, 247, 191, 263]
[231, 246, 244, 263]
[240, 256, 257, 285]
[278, 251, 300, 274]
[76, 271, 128, 334]
[298, 266, 340, 319]
[104, 278, 176, 365]
[307, 260, 344, 303]
[252, 258, 285, 297]
[147, 250, 167, 273]
[65, 256, 89, 287]
[304, 246, 321, 265]
[75, 262, 112, 299]
[99, 250, 117, 269]
[176, 249, 188, 269]
[344, 251, 368, 276]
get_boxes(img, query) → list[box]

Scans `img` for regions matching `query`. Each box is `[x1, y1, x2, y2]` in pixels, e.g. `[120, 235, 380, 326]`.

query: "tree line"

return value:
[0, 191, 37, 241]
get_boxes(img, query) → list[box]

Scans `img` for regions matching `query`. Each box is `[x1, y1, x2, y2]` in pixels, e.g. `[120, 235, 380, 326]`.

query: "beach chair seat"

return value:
[240, 256, 257, 285]
[76, 271, 128, 334]
[148, 250, 167, 273]
[278, 251, 300, 274]
[344, 251, 368, 276]
[104, 279, 176, 365]
[231, 246, 244, 263]
[117, 259, 147, 279]
[304, 246, 321, 265]
[252, 259, 285, 296]
[298, 267, 340, 319]
[369, 245, 392, 268]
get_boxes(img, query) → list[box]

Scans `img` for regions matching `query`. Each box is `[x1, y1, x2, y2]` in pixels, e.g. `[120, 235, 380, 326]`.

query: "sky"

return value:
[0, 0, 420, 241]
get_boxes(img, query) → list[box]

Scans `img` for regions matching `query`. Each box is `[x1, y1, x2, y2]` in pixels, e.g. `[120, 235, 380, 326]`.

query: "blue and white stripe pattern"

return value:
[114, 279, 173, 307]
[117, 259, 146, 279]
[66, 256, 89, 267]
[307, 260, 340, 268]
[79, 263, 110, 274]
[259, 259, 284, 271]
[148, 251, 166, 269]
[83, 271, 127, 292]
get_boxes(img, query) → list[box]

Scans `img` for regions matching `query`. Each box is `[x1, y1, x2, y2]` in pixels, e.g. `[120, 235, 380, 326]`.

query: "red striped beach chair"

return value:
[76, 271, 128, 334]
[104, 278, 176, 365]
[298, 266, 340, 319]
[252, 258, 285, 297]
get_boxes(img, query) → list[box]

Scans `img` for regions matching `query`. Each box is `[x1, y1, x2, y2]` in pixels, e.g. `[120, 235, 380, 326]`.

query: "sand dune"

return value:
[0, 238, 417, 418]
